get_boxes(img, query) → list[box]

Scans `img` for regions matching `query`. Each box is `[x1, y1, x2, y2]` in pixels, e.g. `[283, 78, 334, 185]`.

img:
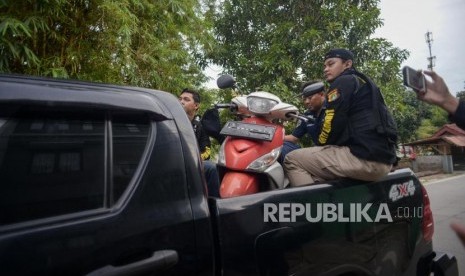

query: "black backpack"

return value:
[352, 71, 398, 147]
[201, 108, 225, 143]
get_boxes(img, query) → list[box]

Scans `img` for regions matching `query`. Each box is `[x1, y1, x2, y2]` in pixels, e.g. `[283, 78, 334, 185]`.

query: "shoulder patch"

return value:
[327, 89, 340, 102]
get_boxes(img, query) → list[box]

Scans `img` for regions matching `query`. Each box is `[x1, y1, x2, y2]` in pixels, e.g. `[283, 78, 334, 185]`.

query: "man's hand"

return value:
[418, 70, 459, 115]
[284, 134, 299, 144]
[450, 221, 465, 247]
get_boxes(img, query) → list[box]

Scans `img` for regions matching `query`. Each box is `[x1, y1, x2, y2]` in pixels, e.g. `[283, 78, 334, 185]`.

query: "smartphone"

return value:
[402, 66, 426, 92]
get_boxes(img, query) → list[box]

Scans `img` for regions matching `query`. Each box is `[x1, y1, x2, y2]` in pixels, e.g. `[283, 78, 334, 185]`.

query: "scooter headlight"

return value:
[247, 96, 278, 114]
[246, 146, 282, 172]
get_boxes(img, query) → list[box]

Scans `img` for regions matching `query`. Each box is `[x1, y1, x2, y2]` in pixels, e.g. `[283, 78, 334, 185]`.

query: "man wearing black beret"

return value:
[284, 48, 397, 186]
[278, 81, 326, 164]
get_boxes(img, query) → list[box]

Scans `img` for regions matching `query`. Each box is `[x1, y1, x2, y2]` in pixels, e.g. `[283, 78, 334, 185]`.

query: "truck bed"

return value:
[209, 168, 432, 276]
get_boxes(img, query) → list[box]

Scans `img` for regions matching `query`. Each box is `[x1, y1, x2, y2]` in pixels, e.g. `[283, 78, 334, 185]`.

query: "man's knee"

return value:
[279, 141, 300, 164]
[283, 150, 297, 170]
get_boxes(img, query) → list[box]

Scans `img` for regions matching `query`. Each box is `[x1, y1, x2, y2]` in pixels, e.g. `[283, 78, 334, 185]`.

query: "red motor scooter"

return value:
[214, 75, 308, 198]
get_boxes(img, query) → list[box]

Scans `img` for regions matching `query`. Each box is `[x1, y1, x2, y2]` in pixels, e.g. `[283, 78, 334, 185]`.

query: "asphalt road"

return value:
[425, 174, 465, 275]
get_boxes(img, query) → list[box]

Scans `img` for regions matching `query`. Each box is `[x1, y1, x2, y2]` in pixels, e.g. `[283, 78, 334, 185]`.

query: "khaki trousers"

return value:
[283, 146, 392, 187]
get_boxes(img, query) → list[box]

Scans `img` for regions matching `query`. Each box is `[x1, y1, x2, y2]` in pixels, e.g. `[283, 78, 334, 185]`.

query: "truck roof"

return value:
[0, 74, 177, 120]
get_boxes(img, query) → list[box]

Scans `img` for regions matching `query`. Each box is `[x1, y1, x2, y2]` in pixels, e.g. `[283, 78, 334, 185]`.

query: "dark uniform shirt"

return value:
[292, 107, 326, 145]
[192, 117, 211, 160]
[318, 68, 396, 164]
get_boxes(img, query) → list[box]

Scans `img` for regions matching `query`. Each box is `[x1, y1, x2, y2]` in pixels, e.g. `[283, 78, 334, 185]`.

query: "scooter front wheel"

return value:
[220, 171, 260, 198]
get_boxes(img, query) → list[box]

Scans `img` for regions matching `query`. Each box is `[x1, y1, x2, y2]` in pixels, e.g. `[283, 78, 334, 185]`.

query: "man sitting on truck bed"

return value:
[279, 81, 326, 164]
[284, 48, 398, 186]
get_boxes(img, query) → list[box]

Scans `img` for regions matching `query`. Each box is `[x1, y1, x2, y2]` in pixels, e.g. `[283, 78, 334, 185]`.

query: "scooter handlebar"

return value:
[215, 103, 233, 109]
[215, 103, 238, 112]
[286, 112, 315, 123]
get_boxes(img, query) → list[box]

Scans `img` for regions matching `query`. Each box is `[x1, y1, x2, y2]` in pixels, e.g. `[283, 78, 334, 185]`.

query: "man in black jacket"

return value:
[179, 88, 220, 197]
[284, 49, 396, 186]
[179, 88, 211, 160]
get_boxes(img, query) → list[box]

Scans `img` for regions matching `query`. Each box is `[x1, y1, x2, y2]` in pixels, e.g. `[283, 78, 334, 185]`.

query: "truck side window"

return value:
[112, 114, 150, 202]
[0, 106, 150, 226]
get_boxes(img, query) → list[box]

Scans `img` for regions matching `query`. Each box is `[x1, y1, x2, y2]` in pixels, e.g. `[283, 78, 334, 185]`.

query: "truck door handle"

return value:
[86, 250, 178, 276]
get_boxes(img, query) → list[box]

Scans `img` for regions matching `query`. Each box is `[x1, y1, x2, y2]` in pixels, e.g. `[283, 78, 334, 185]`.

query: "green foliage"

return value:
[414, 105, 448, 139]
[416, 119, 438, 139]
[0, 0, 213, 92]
[210, 0, 407, 89]
[0, 0, 448, 145]
[209, 0, 416, 143]
[456, 91, 465, 102]
[429, 106, 448, 126]
[392, 88, 448, 142]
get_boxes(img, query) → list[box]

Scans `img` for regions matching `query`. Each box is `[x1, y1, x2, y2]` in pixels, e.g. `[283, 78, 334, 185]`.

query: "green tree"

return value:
[210, 0, 407, 91]
[393, 91, 422, 144]
[416, 119, 439, 140]
[209, 0, 413, 141]
[414, 105, 448, 139]
[456, 90, 465, 102]
[394, 90, 448, 142]
[0, 0, 213, 92]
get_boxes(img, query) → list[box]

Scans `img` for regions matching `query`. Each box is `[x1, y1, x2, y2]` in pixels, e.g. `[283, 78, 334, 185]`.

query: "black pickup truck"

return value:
[0, 74, 458, 276]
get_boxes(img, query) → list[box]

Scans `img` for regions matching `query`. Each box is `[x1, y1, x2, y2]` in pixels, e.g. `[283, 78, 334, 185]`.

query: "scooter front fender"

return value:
[264, 162, 287, 189]
[220, 171, 259, 198]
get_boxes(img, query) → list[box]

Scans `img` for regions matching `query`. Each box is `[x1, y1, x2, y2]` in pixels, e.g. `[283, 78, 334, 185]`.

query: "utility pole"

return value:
[425, 31, 436, 71]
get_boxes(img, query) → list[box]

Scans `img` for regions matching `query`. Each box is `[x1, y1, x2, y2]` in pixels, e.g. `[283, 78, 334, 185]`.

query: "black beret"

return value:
[301, 82, 325, 98]
[324, 48, 354, 61]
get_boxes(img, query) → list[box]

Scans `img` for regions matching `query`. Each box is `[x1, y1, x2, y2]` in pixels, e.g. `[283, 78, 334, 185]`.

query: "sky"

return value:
[373, 0, 465, 94]
[205, 0, 465, 93]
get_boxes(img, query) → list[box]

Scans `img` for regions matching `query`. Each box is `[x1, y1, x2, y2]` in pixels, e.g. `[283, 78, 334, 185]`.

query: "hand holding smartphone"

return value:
[402, 66, 426, 92]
